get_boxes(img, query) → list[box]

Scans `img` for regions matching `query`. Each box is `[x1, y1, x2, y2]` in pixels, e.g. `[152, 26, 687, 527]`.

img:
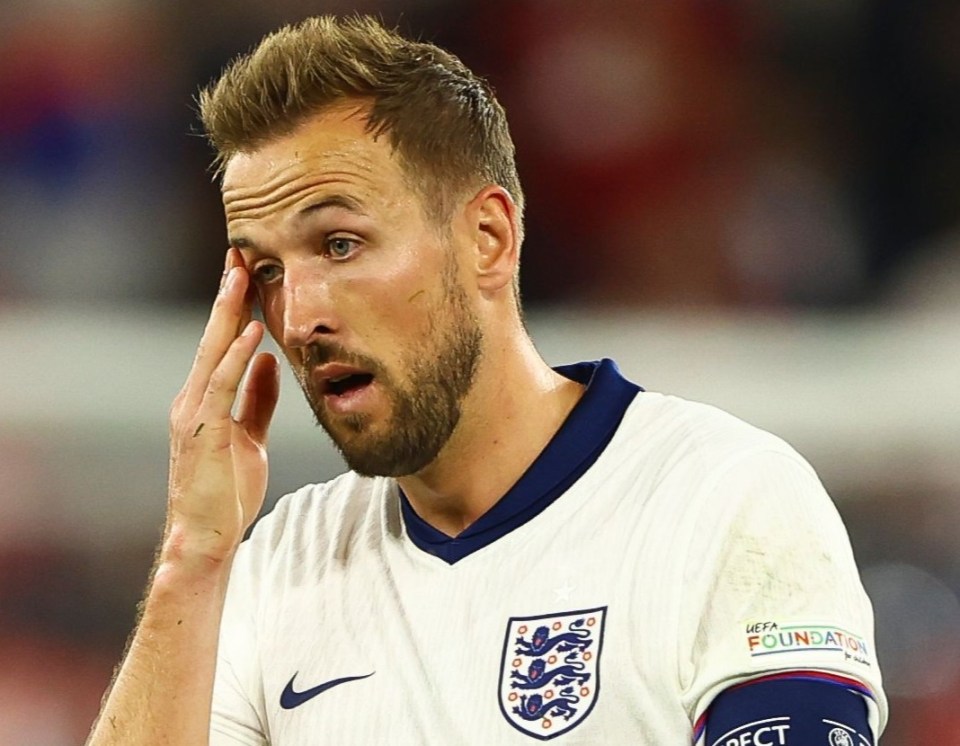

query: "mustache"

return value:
[302, 341, 385, 377]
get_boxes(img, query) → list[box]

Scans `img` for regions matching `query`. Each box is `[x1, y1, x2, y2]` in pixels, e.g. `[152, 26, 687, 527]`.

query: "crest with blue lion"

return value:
[498, 607, 607, 740]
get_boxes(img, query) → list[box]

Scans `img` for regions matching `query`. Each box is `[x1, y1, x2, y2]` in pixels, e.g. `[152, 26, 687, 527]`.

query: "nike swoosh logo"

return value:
[279, 671, 375, 710]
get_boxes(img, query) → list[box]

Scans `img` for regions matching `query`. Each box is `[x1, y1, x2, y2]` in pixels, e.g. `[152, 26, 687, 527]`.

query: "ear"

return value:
[469, 185, 519, 296]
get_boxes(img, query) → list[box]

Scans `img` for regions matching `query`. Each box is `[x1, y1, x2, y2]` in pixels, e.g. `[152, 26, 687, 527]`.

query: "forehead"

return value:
[221, 104, 407, 219]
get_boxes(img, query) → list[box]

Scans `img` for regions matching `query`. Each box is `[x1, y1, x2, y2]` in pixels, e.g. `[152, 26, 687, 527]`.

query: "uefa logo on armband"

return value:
[828, 727, 855, 746]
[498, 607, 607, 740]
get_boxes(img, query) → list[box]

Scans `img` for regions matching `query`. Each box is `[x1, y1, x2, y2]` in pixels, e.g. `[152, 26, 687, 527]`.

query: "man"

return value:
[88, 15, 886, 745]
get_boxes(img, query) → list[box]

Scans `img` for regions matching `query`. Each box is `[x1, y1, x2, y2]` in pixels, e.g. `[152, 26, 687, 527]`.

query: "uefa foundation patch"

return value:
[744, 620, 872, 667]
[498, 607, 607, 740]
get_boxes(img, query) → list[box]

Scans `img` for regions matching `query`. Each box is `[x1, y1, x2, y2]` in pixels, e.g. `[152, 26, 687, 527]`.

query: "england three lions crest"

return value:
[498, 607, 607, 740]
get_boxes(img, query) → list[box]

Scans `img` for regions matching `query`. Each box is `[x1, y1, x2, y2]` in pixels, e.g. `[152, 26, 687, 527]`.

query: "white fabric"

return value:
[210, 392, 886, 744]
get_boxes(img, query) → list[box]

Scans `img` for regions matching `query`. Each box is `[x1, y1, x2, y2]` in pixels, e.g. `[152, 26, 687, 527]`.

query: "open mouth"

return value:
[324, 372, 374, 397]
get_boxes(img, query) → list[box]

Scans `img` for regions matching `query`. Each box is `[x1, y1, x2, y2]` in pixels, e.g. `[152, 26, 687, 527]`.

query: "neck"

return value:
[397, 334, 584, 536]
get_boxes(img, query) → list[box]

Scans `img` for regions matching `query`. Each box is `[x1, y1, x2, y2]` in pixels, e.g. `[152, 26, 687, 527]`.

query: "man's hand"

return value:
[165, 248, 280, 564]
[87, 250, 280, 746]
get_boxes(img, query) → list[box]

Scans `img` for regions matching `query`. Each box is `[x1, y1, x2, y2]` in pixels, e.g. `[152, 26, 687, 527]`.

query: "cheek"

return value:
[260, 288, 286, 340]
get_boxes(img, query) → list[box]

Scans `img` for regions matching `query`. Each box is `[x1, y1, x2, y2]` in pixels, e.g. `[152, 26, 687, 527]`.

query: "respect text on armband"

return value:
[714, 717, 790, 746]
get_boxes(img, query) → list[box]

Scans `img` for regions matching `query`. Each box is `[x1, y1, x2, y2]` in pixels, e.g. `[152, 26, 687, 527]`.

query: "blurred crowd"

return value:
[1, 1, 959, 743]
[2, 0, 959, 309]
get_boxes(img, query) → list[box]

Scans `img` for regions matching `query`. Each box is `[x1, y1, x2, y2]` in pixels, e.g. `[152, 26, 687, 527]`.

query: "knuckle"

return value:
[207, 369, 225, 391]
[170, 392, 186, 417]
[170, 418, 195, 441]
[208, 369, 239, 397]
[213, 287, 235, 310]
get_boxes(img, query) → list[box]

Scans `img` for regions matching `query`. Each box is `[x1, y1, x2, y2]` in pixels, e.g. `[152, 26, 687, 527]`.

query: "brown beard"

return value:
[293, 268, 483, 477]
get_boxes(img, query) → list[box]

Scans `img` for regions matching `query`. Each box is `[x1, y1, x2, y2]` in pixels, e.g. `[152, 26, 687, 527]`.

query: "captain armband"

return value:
[695, 672, 876, 746]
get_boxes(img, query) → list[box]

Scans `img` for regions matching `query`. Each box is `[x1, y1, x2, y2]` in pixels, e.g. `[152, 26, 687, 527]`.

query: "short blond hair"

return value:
[198, 15, 524, 233]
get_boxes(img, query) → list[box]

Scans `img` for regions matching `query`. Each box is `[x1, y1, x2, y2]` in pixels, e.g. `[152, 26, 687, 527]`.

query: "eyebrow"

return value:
[228, 193, 368, 252]
[229, 235, 257, 251]
[298, 193, 367, 219]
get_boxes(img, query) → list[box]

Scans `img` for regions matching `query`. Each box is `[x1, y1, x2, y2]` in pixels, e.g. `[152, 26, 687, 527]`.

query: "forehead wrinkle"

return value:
[223, 147, 381, 222]
[224, 173, 371, 222]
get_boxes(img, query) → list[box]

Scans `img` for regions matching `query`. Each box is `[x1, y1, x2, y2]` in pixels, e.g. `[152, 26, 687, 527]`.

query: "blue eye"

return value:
[328, 237, 358, 258]
[252, 264, 282, 284]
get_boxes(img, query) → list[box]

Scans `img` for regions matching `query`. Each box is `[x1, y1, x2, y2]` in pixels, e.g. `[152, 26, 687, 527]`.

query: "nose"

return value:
[279, 262, 338, 350]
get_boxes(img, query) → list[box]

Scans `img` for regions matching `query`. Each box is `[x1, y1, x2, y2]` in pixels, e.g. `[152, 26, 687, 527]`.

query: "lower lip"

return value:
[322, 380, 378, 415]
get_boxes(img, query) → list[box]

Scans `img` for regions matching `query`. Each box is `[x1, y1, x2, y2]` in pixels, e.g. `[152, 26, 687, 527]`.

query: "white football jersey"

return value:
[210, 360, 886, 745]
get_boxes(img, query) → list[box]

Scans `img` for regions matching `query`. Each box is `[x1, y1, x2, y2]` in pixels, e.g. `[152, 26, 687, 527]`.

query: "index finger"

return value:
[235, 250, 256, 335]
[225, 247, 255, 335]
[181, 256, 253, 407]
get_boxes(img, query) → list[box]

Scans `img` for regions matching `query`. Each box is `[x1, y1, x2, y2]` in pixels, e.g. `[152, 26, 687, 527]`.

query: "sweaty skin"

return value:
[222, 101, 583, 534]
[224, 112, 476, 480]
[87, 101, 581, 745]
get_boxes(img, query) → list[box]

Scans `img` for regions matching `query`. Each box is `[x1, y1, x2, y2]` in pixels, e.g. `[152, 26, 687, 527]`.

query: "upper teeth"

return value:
[330, 374, 353, 383]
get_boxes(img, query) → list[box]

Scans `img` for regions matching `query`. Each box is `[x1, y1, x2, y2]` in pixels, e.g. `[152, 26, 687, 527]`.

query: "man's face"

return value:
[222, 104, 483, 477]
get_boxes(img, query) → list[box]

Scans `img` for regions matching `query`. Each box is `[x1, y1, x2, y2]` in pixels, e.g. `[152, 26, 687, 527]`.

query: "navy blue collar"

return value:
[399, 359, 641, 564]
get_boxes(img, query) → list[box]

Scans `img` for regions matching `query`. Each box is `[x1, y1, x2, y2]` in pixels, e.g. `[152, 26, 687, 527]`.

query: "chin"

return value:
[340, 451, 432, 479]
[333, 429, 444, 479]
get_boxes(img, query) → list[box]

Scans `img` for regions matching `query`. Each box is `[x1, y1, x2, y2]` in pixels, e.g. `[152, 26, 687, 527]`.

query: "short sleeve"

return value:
[210, 544, 269, 746]
[677, 449, 887, 739]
